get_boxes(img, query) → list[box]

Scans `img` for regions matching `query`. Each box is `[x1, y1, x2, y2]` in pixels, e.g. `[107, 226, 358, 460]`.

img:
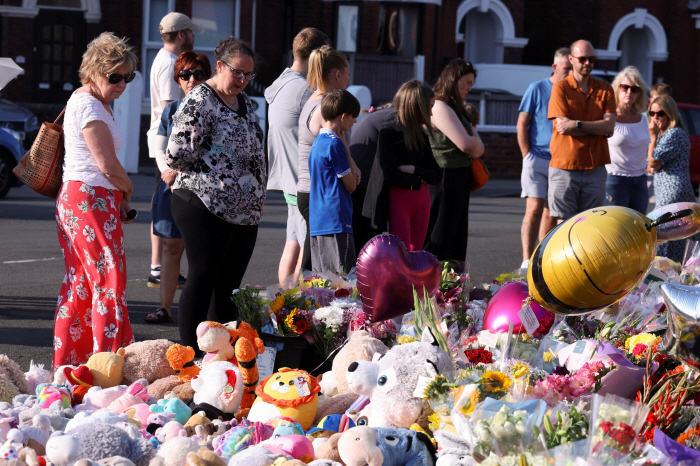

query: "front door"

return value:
[33, 9, 87, 104]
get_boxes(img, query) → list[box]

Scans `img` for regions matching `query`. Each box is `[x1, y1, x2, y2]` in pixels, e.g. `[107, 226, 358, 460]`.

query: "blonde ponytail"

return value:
[306, 45, 348, 94]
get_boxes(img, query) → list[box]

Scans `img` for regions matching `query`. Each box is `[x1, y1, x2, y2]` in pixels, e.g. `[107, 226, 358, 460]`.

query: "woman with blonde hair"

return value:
[54, 32, 138, 367]
[364, 79, 440, 251]
[604, 66, 650, 212]
[647, 94, 697, 261]
[424, 59, 484, 262]
[297, 45, 360, 270]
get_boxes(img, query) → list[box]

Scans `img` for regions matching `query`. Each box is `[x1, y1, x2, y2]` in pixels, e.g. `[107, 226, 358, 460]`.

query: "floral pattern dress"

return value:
[54, 182, 134, 367]
[164, 83, 266, 225]
[652, 127, 699, 262]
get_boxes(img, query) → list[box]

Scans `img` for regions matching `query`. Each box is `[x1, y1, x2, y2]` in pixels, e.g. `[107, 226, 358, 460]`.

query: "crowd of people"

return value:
[49, 19, 698, 367]
[518, 39, 698, 270]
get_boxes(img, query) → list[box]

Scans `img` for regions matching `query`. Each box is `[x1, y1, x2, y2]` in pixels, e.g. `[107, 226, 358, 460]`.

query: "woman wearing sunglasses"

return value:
[146, 51, 211, 324]
[647, 94, 697, 262]
[164, 37, 266, 352]
[604, 66, 650, 213]
[53, 32, 138, 367]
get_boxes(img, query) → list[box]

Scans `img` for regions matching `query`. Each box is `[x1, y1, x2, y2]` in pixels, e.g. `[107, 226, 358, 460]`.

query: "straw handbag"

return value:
[13, 108, 66, 198]
[470, 157, 490, 191]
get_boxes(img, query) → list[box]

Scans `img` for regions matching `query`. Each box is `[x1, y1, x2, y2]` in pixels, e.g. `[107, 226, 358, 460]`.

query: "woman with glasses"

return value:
[164, 37, 266, 351]
[647, 95, 697, 262]
[53, 32, 138, 367]
[145, 51, 211, 324]
[604, 66, 650, 213]
[424, 59, 484, 263]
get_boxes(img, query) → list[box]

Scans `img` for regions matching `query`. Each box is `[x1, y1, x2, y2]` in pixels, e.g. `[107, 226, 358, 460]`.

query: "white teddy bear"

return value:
[191, 361, 244, 415]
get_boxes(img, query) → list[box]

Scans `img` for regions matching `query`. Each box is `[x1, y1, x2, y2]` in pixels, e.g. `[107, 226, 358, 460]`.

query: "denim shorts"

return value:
[151, 179, 182, 238]
[604, 174, 649, 214]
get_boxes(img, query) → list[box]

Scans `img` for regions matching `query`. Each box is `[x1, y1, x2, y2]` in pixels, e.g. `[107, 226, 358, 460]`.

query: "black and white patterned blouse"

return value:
[164, 83, 266, 225]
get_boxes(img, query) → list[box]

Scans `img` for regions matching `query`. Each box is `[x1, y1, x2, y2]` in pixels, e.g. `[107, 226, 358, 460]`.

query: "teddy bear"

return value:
[166, 345, 200, 384]
[433, 430, 472, 466]
[191, 362, 244, 419]
[85, 349, 127, 388]
[331, 331, 389, 396]
[0, 356, 31, 404]
[313, 432, 343, 465]
[184, 448, 227, 466]
[247, 368, 321, 431]
[346, 328, 453, 432]
[75, 457, 138, 466]
[9, 415, 51, 455]
[150, 437, 199, 466]
[122, 340, 177, 385]
[45, 423, 153, 466]
[0, 441, 40, 466]
[18, 405, 74, 432]
[337, 427, 436, 466]
[147, 376, 182, 400]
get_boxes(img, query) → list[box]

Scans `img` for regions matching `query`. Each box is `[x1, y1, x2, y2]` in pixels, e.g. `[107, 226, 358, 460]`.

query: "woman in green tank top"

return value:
[424, 59, 485, 263]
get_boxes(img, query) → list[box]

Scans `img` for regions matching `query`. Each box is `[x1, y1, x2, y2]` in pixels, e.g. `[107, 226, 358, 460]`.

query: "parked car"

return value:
[677, 103, 700, 195]
[0, 125, 27, 198]
[0, 98, 40, 150]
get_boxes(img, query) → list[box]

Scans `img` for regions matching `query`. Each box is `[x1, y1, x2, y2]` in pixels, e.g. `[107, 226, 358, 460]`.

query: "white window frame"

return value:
[141, 0, 240, 111]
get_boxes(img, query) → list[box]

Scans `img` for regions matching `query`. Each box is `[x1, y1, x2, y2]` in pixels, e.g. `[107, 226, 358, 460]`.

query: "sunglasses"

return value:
[106, 72, 136, 84]
[179, 69, 207, 81]
[619, 84, 641, 94]
[221, 61, 257, 81]
[649, 110, 667, 118]
[572, 55, 597, 64]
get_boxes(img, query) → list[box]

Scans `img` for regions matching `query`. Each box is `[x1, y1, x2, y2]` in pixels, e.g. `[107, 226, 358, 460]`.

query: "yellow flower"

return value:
[270, 294, 285, 314]
[459, 388, 481, 415]
[543, 350, 556, 363]
[428, 413, 440, 431]
[285, 308, 299, 332]
[305, 299, 311, 309]
[625, 333, 661, 351]
[481, 371, 512, 393]
[510, 363, 530, 379]
[397, 336, 418, 344]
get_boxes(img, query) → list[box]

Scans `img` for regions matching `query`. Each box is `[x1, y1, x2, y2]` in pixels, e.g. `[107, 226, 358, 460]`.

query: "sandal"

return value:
[145, 308, 173, 324]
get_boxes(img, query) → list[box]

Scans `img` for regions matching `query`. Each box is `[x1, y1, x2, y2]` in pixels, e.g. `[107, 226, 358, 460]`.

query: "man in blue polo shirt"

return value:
[518, 47, 572, 269]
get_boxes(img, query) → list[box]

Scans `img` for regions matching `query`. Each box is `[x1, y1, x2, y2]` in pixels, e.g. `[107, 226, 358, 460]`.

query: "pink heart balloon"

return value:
[356, 234, 441, 323]
[483, 281, 555, 336]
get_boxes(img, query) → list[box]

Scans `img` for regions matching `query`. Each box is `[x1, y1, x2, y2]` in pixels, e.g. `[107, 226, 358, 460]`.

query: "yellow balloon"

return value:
[527, 207, 656, 315]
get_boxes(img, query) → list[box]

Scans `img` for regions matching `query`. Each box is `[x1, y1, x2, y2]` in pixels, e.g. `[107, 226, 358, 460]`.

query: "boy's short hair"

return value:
[463, 103, 480, 126]
[651, 82, 672, 98]
[321, 89, 361, 121]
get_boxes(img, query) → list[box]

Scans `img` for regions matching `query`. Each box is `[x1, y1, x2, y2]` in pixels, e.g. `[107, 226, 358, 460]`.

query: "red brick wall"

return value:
[481, 131, 521, 179]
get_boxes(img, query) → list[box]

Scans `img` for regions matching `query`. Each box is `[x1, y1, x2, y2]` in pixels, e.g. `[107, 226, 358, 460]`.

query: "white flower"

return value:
[115, 304, 123, 322]
[93, 337, 99, 353]
[104, 324, 118, 339]
[83, 225, 95, 242]
[76, 284, 88, 300]
[96, 301, 108, 315]
[53, 336, 62, 350]
[84, 309, 93, 329]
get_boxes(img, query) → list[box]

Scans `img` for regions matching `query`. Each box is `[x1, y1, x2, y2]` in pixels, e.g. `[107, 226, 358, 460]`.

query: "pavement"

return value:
[0, 173, 525, 370]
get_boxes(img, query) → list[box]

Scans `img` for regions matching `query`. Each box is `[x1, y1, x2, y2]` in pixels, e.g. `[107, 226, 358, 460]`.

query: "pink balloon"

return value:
[483, 281, 555, 336]
[356, 234, 441, 323]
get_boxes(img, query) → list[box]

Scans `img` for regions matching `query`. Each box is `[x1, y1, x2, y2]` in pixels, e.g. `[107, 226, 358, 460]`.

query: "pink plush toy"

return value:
[107, 379, 149, 413]
[79, 385, 127, 411]
[124, 403, 153, 428]
[156, 420, 187, 443]
[264, 435, 315, 462]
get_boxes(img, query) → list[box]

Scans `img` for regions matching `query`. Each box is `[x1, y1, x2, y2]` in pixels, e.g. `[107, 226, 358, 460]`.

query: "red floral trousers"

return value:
[53, 181, 134, 367]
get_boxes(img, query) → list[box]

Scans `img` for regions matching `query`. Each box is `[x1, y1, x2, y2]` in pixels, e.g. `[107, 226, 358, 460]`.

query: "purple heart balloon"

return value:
[356, 234, 441, 323]
[483, 281, 555, 336]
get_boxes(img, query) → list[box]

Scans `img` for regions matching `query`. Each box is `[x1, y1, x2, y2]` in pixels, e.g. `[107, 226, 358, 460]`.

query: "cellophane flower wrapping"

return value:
[680, 240, 700, 286]
[587, 393, 650, 463]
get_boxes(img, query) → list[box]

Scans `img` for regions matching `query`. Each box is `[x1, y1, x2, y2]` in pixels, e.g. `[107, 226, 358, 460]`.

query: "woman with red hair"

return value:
[146, 51, 211, 324]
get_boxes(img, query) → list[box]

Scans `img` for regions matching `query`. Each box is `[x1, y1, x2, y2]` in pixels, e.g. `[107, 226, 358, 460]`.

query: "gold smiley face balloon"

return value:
[528, 207, 665, 315]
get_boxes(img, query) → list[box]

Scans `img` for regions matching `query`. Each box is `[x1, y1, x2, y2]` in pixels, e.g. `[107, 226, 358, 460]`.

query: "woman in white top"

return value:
[604, 66, 651, 214]
[53, 32, 137, 367]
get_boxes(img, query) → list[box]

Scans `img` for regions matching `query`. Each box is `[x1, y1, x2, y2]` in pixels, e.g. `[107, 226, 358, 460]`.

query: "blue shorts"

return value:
[151, 179, 182, 238]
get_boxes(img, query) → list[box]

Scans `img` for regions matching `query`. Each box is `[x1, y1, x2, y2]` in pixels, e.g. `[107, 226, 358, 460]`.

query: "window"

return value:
[36, 0, 82, 7]
[141, 0, 239, 105]
[336, 5, 358, 52]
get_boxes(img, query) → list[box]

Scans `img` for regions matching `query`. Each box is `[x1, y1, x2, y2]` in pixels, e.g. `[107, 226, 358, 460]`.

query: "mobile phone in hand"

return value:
[125, 209, 138, 220]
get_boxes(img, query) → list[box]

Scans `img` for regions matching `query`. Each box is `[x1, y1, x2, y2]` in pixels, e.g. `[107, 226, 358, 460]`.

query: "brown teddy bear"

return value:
[314, 433, 344, 465]
[0, 355, 31, 404]
[122, 340, 176, 385]
[331, 331, 388, 396]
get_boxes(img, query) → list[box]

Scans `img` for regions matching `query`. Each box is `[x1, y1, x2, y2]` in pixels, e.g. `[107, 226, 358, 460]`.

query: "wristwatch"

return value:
[576, 120, 583, 130]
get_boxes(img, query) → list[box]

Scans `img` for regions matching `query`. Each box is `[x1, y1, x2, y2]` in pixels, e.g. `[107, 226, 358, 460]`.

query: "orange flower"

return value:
[678, 427, 700, 446]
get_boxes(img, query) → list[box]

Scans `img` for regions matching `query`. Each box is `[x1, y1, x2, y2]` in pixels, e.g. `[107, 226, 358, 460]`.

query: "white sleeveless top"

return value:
[62, 92, 123, 190]
[605, 117, 651, 177]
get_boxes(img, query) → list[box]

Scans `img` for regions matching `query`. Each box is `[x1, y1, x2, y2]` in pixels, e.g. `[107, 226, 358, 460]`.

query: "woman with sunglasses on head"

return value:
[423, 59, 484, 263]
[604, 66, 650, 213]
[146, 51, 211, 324]
[53, 32, 138, 367]
[164, 37, 266, 352]
[647, 94, 698, 262]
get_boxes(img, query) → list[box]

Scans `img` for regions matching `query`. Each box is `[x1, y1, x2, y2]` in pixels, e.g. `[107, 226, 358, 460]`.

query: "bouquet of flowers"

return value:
[230, 285, 266, 334]
[538, 402, 589, 449]
[530, 360, 616, 406]
[299, 272, 358, 307]
[267, 289, 316, 339]
[312, 299, 357, 357]
[680, 240, 700, 286]
[588, 394, 650, 464]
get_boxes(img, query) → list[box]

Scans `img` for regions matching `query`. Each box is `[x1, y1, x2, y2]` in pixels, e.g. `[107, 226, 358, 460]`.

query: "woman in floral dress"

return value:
[165, 37, 266, 352]
[647, 94, 698, 262]
[54, 32, 138, 367]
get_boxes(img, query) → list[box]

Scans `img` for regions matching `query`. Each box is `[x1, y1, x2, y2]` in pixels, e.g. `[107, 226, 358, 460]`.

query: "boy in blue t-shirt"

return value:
[308, 89, 361, 274]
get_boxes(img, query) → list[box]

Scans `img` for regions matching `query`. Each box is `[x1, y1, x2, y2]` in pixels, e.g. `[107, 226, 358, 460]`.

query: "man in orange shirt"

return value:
[547, 40, 616, 224]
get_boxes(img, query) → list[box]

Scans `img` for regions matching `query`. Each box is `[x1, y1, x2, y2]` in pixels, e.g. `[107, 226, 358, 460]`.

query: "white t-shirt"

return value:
[606, 117, 651, 177]
[62, 92, 123, 190]
[147, 48, 184, 157]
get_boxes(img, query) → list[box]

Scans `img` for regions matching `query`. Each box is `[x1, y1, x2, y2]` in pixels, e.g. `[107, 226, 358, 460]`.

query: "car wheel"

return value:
[0, 149, 16, 199]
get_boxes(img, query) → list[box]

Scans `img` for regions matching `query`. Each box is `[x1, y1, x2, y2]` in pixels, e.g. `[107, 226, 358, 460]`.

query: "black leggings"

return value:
[171, 189, 259, 350]
[297, 191, 312, 271]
